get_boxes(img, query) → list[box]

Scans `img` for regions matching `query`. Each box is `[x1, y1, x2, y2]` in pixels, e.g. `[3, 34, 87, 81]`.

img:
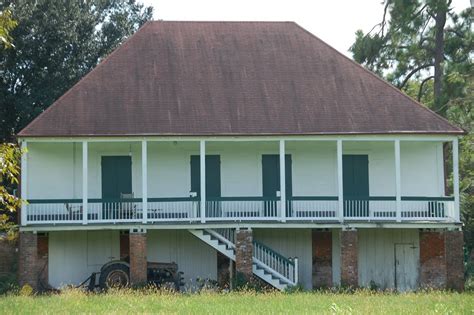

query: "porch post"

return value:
[82, 141, 88, 225]
[141, 140, 148, 224]
[453, 138, 460, 222]
[279, 139, 286, 222]
[20, 141, 28, 226]
[337, 140, 343, 222]
[394, 139, 402, 222]
[200, 140, 206, 223]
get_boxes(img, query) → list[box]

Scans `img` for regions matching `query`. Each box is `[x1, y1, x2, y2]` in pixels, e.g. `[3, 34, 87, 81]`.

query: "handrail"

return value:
[289, 196, 338, 201]
[147, 197, 196, 202]
[253, 240, 294, 266]
[28, 196, 455, 204]
[205, 229, 235, 249]
[28, 199, 82, 204]
[207, 196, 279, 201]
[253, 240, 298, 285]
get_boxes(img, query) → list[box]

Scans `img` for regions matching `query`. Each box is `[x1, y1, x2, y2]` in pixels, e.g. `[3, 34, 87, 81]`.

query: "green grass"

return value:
[0, 289, 473, 314]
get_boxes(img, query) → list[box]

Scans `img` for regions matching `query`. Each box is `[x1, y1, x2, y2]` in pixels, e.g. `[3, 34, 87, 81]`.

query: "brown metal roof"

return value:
[18, 21, 464, 137]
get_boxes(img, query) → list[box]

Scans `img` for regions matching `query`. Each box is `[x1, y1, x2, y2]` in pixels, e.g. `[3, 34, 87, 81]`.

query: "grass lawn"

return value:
[0, 289, 473, 314]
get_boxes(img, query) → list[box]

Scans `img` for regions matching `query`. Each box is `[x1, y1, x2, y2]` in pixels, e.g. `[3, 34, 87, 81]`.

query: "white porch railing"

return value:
[205, 197, 280, 221]
[147, 198, 200, 222]
[24, 196, 456, 225]
[87, 199, 143, 223]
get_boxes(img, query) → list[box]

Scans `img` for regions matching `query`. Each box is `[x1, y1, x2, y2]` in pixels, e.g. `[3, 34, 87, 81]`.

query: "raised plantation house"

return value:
[17, 21, 465, 291]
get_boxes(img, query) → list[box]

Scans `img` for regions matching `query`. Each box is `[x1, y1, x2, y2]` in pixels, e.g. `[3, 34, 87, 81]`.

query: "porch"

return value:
[20, 136, 460, 226]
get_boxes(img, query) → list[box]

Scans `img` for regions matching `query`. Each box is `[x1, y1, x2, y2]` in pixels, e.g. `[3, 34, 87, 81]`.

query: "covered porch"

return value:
[20, 136, 460, 225]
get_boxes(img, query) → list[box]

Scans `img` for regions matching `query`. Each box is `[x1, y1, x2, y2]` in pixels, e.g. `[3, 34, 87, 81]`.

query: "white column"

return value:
[337, 140, 344, 222]
[141, 140, 148, 224]
[200, 140, 206, 223]
[453, 138, 460, 222]
[20, 141, 28, 226]
[82, 141, 88, 225]
[279, 140, 286, 222]
[394, 139, 402, 222]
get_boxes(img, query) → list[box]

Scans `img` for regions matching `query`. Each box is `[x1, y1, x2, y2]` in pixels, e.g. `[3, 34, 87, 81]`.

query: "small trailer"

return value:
[81, 258, 184, 291]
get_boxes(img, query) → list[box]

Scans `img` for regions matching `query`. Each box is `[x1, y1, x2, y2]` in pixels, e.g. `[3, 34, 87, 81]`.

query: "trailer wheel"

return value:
[99, 263, 130, 289]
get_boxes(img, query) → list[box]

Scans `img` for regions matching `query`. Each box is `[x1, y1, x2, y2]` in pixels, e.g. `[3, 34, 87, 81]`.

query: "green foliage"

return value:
[0, 7, 16, 48]
[231, 272, 268, 292]
[0, 273, 17, 295]
[0, 143, 22, 239]
[0, 0, 153, 141]
[350, 1, 473, 113]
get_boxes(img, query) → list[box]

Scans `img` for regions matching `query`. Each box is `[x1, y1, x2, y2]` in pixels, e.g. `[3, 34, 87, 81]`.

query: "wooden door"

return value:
[101, 156, 132, 219]
[190, 155, 221, 216]
[262, 155, 292, 216]
[394, 243, 418, 291]
[343, 155, 369, 217]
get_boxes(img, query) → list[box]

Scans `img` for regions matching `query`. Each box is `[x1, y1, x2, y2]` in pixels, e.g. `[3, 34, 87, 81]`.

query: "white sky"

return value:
[141, 0, 471, 57]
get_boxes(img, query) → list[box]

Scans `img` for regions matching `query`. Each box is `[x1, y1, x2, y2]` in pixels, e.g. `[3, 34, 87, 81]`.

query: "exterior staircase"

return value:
[189, 229, 298, 291]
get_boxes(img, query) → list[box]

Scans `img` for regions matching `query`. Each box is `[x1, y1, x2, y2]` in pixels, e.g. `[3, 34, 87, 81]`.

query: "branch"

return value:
[381, 0, 391, 36]
[398, 64, 434, 89]
[417, 76, 434, 101]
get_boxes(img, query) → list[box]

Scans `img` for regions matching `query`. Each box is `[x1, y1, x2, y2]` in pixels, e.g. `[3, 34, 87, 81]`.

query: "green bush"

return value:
[0, 273, 17, 295]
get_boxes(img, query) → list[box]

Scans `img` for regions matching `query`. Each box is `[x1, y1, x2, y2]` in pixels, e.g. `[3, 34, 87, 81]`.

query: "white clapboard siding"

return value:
[147, 230, 217, 289]
[48, 231, 120, 288]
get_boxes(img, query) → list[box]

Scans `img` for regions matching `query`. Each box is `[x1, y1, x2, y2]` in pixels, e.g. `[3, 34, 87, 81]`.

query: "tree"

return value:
[0, 144, 22, 239]
[350, 1, 473, 114]
[0, 7, 16, 48]
[0, 0, 153, 141]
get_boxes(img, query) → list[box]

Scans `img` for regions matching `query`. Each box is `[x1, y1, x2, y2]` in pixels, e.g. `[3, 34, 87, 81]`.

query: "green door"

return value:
[190, 155, 221, 216]
[101, 156, 132, 219]
[262, 155, 292, 216]
[343, 155, 369, 217]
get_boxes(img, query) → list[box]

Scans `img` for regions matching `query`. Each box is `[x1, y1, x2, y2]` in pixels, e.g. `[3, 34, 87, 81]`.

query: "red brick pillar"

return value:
[312, 230, 332, 288]
[18, 232, 39, 290]
[129, 231, 147, 286]
[340, 229, 358, 288]
[37, 233, 49, 289]
[445, 230, 464, 291]
[235, 228, 253, 280]
[419, 230, 446, 289]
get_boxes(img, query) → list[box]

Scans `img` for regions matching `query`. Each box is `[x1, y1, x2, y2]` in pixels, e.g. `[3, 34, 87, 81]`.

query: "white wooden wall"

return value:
[27, 141, 445, 200]
[147, 230, 217, 289]
[253, 228, 313, 290]
[48, 231, 120, 288]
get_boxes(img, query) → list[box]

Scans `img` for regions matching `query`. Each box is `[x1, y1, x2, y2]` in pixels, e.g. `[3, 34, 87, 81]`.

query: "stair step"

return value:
[190, 229, 292, 291]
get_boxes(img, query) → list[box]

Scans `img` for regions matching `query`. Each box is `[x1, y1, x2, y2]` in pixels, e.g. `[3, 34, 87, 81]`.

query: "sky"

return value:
[141, 0, 471, 57]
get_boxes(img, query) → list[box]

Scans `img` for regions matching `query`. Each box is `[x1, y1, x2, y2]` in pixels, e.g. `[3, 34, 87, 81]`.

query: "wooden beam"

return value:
[200, 140, 206, 223]
[453, 138, 460, 222]
[279, 140, 286, 222]
[142, 140, 148, 224]
[82, 141, 88, 225]
[395, 140, 402, 222]
[337, 140, 344, 222]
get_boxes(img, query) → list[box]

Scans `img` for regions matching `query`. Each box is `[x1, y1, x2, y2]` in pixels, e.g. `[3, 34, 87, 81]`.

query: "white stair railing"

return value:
[205, 229, 236, 249]
[252, 240, 298, 285]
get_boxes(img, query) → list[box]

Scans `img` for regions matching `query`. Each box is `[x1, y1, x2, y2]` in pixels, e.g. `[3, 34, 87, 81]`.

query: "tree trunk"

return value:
[433, 1, 447, 114]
